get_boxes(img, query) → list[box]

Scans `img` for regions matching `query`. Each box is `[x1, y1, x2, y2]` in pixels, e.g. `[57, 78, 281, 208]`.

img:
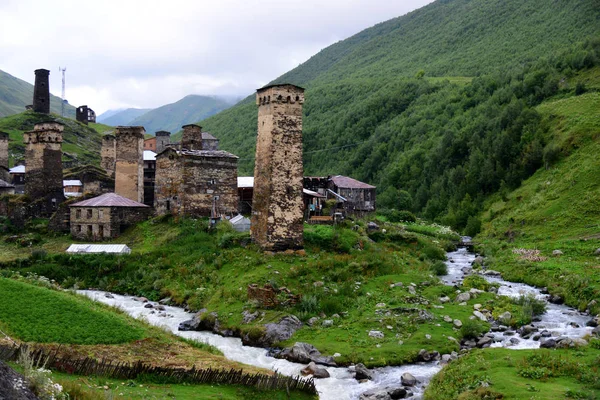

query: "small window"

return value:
[98, 209, 104, 219]
[77, 225, 82, 233]
[76, 209, 81, 219]
[87, 225, 92, 235]
[166, 200, 171, 211]
[208, 179, 216, 185]
[86, 209, 93, 219]
[296, 95, 300, 101]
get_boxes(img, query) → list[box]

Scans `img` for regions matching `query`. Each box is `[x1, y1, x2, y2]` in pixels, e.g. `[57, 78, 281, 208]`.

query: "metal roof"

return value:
[63, 180, 82, 186]
[70, 193, 150, 208]
[0, 179, 14, 188]
[143, 150, 156, 161]
[303, 188, 325, 198]
[237, 176, 254, 188]
[330, 175, 376, 189]
[66, 244, 131, 254]
[9, 165, 25, 174]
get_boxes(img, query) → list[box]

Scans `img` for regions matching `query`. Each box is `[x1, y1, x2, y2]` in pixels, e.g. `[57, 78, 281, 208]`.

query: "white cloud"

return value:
[0, 0, 434, 113]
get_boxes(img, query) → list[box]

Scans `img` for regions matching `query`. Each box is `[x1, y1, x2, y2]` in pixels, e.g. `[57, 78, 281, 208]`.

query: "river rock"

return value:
[408, 286, 416, 295]
[482, 270, 501, 276]
[473, 311, 487, 321]
[104, 293, 114, 298]
[389, 388, 409, 399]
[369, 330, 385, 339]
[401, 372, 417, 387]
[552, 249, 563, 256]
[0, 360, 39, 400]
[443, 315, 453, 323]
[301, 361, 330, 379]
[498, 311, 512, 322]
[472, 256, 484, 266]
[144, 303, 153, 308]
[359, 387, 409, 400]
[453, 319, 463, 328]
[241, 310, 259, 324]
[455, 292, 470, 303]
[540, 338, 556, 348]
[473, 304, 482, 310]
[367, 222, 380, 231]
[158, 297, 172, 305]
[355, 363, 373, 380]
[178, 308, 208, 331]
[586, 317, 599, 327]
[278, 342, 337, 367]
[307, 317, 320, 326]
[548, 295, 564, 304]
[592, 326, 600, 336]
[255, 315, 303, 346]
[509, 338, 520, 345]
[322, 319, 334, 327]
[477, 336, 493, 348]
[440, 296, 450, 303]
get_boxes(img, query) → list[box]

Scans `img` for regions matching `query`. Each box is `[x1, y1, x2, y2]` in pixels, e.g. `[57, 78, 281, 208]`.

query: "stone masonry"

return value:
[0, 131, 9, 182]
[24, 122, 64, 209]
[33, 69, 50, 114]
[115, 126, 144, 203]
[155, 130, 171, 153]
[251, 84, 305, 251]
[180, 124, 203, 151]
[101, 134, 116, 177]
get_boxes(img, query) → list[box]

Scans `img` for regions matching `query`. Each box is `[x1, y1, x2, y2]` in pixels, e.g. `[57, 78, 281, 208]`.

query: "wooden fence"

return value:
[0, 343, 317, 395]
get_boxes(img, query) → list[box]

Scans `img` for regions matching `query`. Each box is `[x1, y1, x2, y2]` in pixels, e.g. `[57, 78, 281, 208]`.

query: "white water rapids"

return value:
[78, 244, 594, 399]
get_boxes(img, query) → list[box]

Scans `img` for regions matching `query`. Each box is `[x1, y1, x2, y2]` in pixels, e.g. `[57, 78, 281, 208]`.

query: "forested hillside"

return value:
[98, 107, 151, 126]
[0, 69, 76, 118]
[198, 0, 600, 231]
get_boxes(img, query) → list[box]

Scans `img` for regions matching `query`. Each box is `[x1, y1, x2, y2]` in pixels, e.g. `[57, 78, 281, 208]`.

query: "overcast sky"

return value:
[0, 0, 433, 114]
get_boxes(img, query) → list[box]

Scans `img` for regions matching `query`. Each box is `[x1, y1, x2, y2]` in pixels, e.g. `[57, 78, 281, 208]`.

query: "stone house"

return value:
[76, 105, 96, 124]
[328, 175, 376, 215]
[154, 125, 238, 217]
[69, 192, 150, 240]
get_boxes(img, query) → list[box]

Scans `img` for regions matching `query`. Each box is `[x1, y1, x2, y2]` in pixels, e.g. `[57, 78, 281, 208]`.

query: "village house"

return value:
[63, 180, 83, 197]
[327, 175, 376, 215]
[8, 165, 25, 194]
[143, 136, 156, 151]
[69, 192, 150, 240]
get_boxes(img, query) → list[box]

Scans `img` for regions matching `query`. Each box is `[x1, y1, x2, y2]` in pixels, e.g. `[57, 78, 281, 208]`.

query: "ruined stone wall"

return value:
[181, 124, 203, 151]
[101, 134, 116, 178]
[251, 84, 305, 251]
[155, 131, 171, 153]
[115, 127, 144, 203]
[0, 132, 8, 182]
[181, 155, 238, 217]
[33, 69, 50, 114]
[76, 105, 89, 124]
[24, 122, 64, 211]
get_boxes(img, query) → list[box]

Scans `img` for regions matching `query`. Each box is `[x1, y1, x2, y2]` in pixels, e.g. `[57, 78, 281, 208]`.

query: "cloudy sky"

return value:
[0, 0, 433, 114]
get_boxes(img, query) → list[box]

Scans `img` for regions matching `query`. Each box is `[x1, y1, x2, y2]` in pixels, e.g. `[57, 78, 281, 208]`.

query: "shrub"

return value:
[460, 319, 488, 340]
[298, 294, 320, 314]
[321, 297, 344, 315]
[464, 216, 482, 237]
[430, 260, 448, 275]
[463, 275, 494, 291]
[513, 294, 546, 316]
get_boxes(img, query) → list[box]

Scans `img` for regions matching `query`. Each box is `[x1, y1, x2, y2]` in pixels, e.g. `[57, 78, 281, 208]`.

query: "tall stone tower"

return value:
[101, 134, 116, 178]
[115, 126, 144, 203]
[0, 131, 9, 182]
[251, 84, 305, 251]
[181, 124, 203, 151]
[33, 69, 50, 114]
[155, 130, 171, 153]
[24, 122, 64, 208]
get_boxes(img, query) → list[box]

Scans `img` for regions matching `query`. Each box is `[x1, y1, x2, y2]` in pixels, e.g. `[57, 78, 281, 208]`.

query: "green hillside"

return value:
[98, 107, 151, 126]
[197, 0, 600, 232]
[128, 95, 232, 134]
[0, 112, 108, 167]
[0, 69, 76, 118]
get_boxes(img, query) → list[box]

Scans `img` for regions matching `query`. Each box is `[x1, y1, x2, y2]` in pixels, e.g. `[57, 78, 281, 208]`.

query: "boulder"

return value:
[595, 248, 600, 255]
[592, 326, 600, 336]
[278, 342, 337, 367]
[455, 292, 470, 303]
[443, 315, 453, 323]
[473, 311, 487, 322]
[401, 372, 417, 387]
[552, 249, 563, 256]
[242, 310, 259, 324]
[158, 297, 172, 305]
[355, 363, 373, 380]
[548, 295, 564, 305]
[367, 222, 380, 231]
[477, 336, 493, 348]
[540, 338, 556, 348]
[258, 315, 303, 346]
[359, 389, 390, 400]
[439, 296, 450, 304]
[388, 388, 409, 399]
[307, 317, 320, 326]
[369, 330, 385, 339]
[453, 319, 463, 329]
[178, 308, 208, 331]
[472, 256, 484, 266]
[301, 362, 330, 379]
[0, 360, 39, 400]
[104, 293, 114, 298]
[322, 320, 334, 327]
[498, 311, 512, 322]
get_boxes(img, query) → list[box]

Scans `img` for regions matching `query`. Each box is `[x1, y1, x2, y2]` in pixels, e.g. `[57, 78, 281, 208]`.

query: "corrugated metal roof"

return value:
[330, 175, 376, 189]
[70, 193, 150, 208]
[66, 244, 131, 254]
[9, 165, 25, 174]
[143, 150, 156, 161]
[0, 179, 15, 188]
[63, 180, 82, 186]
[237, 176, 254, 188]
[303, 188, 325, 198]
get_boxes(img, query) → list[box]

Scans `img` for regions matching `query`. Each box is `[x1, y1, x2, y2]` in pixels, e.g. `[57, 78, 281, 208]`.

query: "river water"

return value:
[78, 244, 594, 399]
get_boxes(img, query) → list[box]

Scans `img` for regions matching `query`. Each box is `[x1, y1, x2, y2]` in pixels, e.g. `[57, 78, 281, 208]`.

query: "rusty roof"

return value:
[330, 175, 376, 189]
[70, 193, 149, 208]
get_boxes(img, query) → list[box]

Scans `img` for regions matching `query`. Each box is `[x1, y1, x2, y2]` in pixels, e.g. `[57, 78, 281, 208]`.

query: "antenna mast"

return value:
[59, 67, 66, 117]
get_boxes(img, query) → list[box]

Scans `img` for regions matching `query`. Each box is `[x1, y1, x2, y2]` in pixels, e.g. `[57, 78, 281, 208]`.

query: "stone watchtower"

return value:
[251, 84, 305, 251]
[115, 126, 145, 203]
[0, 131, 9, 182]
[101, 134, 116, 178]
[33, 69, 50, 114]
[181, 124, 203, 151]
[155, 130, 171, 153]
[24, 122, 64, 208]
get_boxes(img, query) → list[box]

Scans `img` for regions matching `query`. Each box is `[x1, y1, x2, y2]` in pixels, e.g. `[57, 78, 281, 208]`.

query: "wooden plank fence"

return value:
[0, 343, 317, 395]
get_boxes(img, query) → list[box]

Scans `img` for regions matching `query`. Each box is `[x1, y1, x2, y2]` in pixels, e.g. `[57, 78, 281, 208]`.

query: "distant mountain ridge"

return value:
[98, 108, 152, 127]
[0, 69, 76, 118]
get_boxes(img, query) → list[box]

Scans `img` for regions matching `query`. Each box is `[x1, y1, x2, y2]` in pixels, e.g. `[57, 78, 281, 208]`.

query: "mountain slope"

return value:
[128, 95, 232, 134]
[0, 69, 76, 118]
[98, 108, 152, 126]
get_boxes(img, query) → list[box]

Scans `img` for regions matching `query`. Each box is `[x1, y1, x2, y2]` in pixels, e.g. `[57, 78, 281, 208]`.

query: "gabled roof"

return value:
[9, 165, 25, 174]
[330, 175, 376, 189]
[70, 193, 149, 208]
[143, 150, 156, 161]
[202, 132, 218, 140]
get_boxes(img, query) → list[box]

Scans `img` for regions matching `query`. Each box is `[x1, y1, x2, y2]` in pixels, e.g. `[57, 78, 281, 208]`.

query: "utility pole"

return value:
[59, 67, 66, 117]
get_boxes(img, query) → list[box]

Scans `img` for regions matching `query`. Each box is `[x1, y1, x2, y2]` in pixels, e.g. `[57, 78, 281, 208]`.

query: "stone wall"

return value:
[181, 124, 203, 151]
[155, 131, 171, 153]
[0, 131, 8, 182]
[154, 150, 183, 215]
[24, 122, 64, 213]
[70, 205, 150, 240]
[33, 69, 50, 114]
[115, 127, 144, 203]
[251, 84, 305, 251]
[101, 134, 116, 178]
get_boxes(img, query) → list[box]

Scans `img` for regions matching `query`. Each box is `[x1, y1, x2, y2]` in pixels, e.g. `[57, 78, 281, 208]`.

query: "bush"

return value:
[460, 319, 488, 340]
[463, 275, 493, 291]
[298, 294, 320, 314]
[464, 216, 482, 237]
[430, 260, 448, 275]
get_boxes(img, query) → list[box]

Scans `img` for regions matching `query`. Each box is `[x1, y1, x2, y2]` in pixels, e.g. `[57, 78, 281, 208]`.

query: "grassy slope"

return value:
[0, 111, 105, 167]
[425, 347, 600, 399]
[477, 89, 600, 311]
[0, 69, 76, 119]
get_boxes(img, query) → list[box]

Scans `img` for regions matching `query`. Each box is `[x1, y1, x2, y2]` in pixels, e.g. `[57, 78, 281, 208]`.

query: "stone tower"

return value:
[24, 122, 64, 208]
[181, 124, 203, 151]
[0, 131, 9, 182]
[251, 84, 305, 251]
[101, 134, 116, 178]
[115, 126, 145, 203]
[33, 69, 50, 114]
[155, 130, 171, 153]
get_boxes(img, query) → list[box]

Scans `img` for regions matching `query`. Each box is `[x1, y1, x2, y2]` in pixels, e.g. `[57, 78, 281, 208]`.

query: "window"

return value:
[76, 209, 81, 219]
[86, 209, 93, 219]
[77, 225, 82, 233]
[98, 209, 104, 219]
[98, 225, 104, 237]
[87, 225, 92, 235]
[166, 200, 170, 211]
[208, 179, 216, 185]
